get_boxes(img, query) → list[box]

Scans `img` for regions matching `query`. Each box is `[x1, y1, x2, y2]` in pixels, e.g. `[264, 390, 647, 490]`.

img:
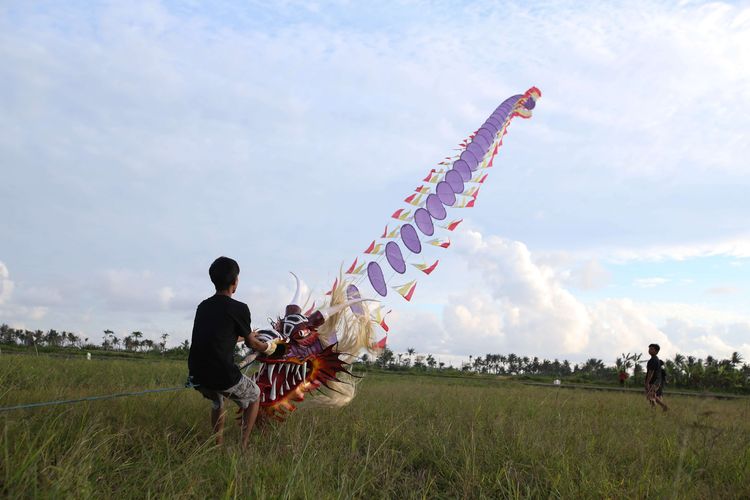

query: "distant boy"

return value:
[645, 343, 668, 412]
[188, 256, 277, 448]
[618, 370, 628, 387]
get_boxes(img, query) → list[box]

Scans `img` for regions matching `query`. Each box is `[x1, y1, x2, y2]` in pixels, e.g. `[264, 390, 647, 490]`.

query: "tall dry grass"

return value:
[1, 355, 749, 498]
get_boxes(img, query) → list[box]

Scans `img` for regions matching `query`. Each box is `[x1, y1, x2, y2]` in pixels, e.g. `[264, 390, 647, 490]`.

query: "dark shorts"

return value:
[195, 375, 259, 410]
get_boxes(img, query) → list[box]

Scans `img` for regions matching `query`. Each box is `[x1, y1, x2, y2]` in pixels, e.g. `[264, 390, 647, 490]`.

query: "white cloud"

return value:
[636, 301, 750, 326]
[661, 318, 750, 360]
[570, 259, 612, 290]
[447, 231, 676, 358]
[705, 286, 740, 296]
[391, 231, 748, 363]
[0, 304, 49, 323]
[606, 238, 750, 263]
[103, 269, 185, 312]
[0, 261, 14, 304]
[158, 286, 175, 308]
[586, 298, 674, 359]
[633, 277, 670, 288]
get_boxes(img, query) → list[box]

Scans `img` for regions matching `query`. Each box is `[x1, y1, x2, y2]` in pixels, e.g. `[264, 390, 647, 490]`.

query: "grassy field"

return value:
[1, 355, 749, 498]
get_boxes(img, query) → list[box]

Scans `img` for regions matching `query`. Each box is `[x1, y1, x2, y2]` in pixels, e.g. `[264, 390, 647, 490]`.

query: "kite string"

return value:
[0, 386, 188, 413]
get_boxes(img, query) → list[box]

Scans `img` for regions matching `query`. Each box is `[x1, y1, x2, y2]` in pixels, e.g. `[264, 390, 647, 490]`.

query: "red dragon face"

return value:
[248, 306, 352, 420]
[251, 342, 349, 420]
[240, 274, 371, 420]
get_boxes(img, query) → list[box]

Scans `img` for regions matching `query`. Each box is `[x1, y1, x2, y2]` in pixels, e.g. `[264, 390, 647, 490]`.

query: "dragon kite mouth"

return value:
[251, 344, 350, 418]
[251, 359, 309, 404]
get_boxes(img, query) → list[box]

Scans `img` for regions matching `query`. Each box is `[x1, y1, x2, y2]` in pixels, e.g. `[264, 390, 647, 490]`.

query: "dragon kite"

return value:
[240, 87, 541, 420]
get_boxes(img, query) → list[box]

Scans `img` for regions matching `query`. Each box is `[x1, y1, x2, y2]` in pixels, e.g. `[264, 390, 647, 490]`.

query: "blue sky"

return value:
[1, 0, 749, 364]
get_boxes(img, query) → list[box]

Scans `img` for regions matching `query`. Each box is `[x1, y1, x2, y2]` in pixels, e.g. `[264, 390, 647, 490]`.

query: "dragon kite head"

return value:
[241, 273, 375, 420]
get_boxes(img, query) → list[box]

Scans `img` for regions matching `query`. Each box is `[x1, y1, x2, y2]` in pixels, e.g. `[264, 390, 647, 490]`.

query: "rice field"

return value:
[1, 355, 749, 498]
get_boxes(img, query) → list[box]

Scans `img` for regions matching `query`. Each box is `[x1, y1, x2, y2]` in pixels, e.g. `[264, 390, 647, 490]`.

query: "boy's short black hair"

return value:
[648, 343, 661, 353]
[209, 256, 240, 291]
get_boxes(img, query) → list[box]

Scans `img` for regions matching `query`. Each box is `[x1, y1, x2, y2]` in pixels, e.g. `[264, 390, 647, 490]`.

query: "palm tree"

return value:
[473, 356, 485, 373]
[507, 353, 518, 375]
[407, 347, 415, 367]
[159, 333, 169, 353]
[45, 329, 62, 347]
[376, 347, 394, 368]
[730, 351, 743, 368]
[131, 331, 144, 351]
[426, 354, 436, 370]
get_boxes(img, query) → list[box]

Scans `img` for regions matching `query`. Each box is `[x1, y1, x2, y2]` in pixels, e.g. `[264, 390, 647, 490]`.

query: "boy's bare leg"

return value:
[211, 407, 227, 445]
[654, 396, 668, 412]
[241, 399, 260, 449]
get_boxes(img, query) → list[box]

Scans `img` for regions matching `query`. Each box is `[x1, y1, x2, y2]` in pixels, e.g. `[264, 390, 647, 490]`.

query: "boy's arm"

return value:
[243, 330, 278, 355]
[645, 370, 654, 388]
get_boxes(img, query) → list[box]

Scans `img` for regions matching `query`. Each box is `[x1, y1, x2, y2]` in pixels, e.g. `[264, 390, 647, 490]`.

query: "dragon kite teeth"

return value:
[243, 88, 540, 421]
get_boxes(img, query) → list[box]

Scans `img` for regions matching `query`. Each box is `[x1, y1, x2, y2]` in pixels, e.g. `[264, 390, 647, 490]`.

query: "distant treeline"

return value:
[2, 324, 748, 393]
[364, 347, 750, 393]
[0, 324, 189, 356]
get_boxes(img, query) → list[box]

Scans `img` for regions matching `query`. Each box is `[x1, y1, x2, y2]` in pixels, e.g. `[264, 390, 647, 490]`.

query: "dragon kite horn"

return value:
[289, 272, 302, 306]
[285, 272, 303, 316]
[307, 298, 378, 327]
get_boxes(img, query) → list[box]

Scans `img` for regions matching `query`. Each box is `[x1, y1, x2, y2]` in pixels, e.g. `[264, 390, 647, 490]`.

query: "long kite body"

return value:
[242, 87, 541, 420]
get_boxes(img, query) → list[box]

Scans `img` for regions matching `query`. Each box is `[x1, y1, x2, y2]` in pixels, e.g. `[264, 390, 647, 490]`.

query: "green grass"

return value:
[1, 355, 749, 498]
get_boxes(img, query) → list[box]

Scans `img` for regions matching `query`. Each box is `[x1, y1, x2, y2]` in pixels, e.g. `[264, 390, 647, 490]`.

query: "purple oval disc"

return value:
[414, 207, 434, 236]
[492, 112, 508, 124]
[346, 284, 365, 316]
[385, 241, 406, 274]
[482, 121, 498, 134]
[477, 127, 494, 144]
[487, 116, 501, 129]
[436, 181, 456, 206]
[425, 193, 447, 220]
[472, 134, 490, 152]
[445, 169, 465, 193]
[367, 262, 387, 297]
[400, 223, 422, 254]
[467, 142, 486, 165]
[460, 150, 478, 170]
[453, 160, 472, 181]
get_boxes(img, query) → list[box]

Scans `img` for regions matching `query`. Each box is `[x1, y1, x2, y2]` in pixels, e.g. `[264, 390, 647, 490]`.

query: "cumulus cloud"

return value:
[449, 231, 675, 358]
[457, 232, 594, 354]
[661, 318, 750, 360]
[390, 231, 750, 362]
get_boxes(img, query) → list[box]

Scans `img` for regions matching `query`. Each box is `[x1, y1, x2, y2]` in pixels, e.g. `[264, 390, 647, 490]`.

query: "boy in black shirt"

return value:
[645, 343, 668, 412]
[188, 256, 276, 448]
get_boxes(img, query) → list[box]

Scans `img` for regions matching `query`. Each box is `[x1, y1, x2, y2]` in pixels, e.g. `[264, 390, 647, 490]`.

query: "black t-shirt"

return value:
[188, 294, 251, 390]
[647, 355, 662, 386]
